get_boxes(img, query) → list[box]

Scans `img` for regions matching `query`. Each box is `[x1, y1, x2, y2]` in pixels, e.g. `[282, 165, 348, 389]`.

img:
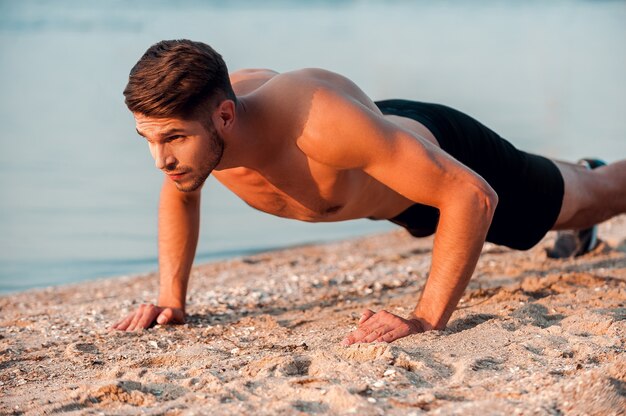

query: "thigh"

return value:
[551, 160, 590, 229]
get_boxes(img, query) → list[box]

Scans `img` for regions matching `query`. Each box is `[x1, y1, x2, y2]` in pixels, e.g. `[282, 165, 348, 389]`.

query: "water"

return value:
[1, 0, 625, 293]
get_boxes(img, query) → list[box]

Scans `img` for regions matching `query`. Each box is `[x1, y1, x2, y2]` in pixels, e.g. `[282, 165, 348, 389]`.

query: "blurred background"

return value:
[0, 0, 624, 293]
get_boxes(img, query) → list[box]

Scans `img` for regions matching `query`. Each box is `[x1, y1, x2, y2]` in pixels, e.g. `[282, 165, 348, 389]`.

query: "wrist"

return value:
[407, 313, 435, 331]
[157, 295, 186, 312]
[410, 305, 447, 331]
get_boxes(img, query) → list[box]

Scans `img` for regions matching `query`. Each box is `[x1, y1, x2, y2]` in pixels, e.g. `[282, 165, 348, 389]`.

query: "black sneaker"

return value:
[546, 158, 606, 258]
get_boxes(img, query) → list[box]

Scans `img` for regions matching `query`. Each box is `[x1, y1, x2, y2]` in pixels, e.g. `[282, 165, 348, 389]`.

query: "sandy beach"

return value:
[1, 216, 624, 415]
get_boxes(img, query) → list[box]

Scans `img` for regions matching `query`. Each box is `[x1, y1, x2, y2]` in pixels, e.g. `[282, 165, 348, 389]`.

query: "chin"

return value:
[175, 182, 201, 193]
[175, 173, 209, 193]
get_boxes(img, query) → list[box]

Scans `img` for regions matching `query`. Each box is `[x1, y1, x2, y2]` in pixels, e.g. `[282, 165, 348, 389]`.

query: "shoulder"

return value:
[281, 68, 368, 95]
[239, 68, 365, 127]
[231, 67, 365, 100]
[229, 68, 328, 103]
[248, 68, 364, 94]
[281, 69, 382, 127]
[296, 78, 392, 170]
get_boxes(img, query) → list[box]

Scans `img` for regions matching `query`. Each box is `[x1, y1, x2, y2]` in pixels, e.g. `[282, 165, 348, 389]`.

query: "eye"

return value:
[166, 135, 184, 143]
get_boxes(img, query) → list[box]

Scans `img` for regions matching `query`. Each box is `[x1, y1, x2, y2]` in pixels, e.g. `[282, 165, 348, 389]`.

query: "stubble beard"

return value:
[175, 128, 225, 193]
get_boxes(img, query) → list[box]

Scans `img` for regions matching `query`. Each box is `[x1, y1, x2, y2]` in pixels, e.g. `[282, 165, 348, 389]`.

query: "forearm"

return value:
[413, 188, 497, 329]
[157, 178, 201, 311]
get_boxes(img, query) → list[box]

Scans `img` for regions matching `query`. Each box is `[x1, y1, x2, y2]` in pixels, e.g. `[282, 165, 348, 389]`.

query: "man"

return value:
[111, 40, 626, 345]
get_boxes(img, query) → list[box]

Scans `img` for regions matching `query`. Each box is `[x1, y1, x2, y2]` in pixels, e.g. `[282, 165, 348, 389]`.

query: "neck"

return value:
[213, 96, 256, 171]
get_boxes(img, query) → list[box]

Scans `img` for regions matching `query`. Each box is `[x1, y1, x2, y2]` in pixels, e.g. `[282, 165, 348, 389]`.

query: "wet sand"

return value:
[1, 216, 625, 415]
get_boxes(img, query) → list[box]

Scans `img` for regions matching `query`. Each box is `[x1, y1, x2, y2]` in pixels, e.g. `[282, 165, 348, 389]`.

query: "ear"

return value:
[212, 99, 236, 131]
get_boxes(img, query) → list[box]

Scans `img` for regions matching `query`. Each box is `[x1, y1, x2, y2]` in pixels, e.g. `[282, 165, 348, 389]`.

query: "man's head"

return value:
[124, 39, 235, 192]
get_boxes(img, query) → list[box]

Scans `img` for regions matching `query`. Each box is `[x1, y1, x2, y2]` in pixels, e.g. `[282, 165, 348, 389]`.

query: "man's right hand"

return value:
[110, 304, 185, 331]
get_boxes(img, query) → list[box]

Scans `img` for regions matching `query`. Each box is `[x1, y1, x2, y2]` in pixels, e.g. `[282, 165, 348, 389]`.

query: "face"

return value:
[134, 113, 224, 192]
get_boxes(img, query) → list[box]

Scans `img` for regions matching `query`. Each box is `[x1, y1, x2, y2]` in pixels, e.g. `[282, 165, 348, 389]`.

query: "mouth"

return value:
[167, 171, 188, 180]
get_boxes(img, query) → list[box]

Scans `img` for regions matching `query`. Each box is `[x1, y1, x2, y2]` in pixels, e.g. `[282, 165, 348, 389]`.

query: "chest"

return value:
[213, 149, 358, 221]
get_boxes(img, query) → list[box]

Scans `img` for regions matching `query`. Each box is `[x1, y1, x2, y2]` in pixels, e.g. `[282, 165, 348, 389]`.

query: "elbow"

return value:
[441, 182, 498, 222]
[483, 186, 498, 217]
[463, 182, 498, 220]
[477, 186, 498, 225]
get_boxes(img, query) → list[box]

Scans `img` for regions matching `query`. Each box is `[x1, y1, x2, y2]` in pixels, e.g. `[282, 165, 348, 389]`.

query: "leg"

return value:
[552, 159, 626, 230]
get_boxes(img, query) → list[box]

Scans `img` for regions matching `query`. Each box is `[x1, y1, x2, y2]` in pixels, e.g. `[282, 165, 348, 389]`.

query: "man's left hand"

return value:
[341, 309, 424, 345]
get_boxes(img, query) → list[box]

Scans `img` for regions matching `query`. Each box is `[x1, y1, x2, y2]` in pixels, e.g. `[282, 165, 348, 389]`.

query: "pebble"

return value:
[417, 393, 436, 403]
[373, 380, 384, 388]
[383, 369, 396, 377]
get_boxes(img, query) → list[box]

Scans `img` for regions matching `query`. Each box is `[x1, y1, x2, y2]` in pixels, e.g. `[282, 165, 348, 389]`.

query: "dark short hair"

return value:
[123, 39, 235, 120]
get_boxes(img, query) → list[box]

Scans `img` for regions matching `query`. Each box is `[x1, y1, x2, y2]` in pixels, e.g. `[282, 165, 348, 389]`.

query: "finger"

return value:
[126, 305, 147, 331]
[359, 309, 375, 324]
[343, 310, 397, 346]
[362, 325, 390, 343]
[341, 331, 359, 346]
[341, 326, 369, 346]
[136, 305, 161, 329]
[111, 312, 136, 331]
[157, 308, 173, 325]
[110, 318, 123, 330]
[377, 326, 411, 343]
[343, 324, 376, 345]
[342, 312, 376, 345]
[171, 308, 185, 323]
[357, 313, 390, 334]
[110, 312, 129, 329]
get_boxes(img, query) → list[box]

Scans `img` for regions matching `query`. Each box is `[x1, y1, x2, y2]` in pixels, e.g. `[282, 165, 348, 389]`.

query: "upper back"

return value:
[228, 68, 381, 147]
[231, 67, 377, 105]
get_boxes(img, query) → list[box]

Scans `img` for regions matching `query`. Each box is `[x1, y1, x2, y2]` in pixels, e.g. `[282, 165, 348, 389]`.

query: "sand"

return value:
[1, 216, 625, 415]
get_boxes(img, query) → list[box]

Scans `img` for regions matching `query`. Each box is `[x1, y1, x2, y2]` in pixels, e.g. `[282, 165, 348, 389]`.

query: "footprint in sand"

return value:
[241, 354, 311, 378]
[64, 342, 103, 365]
[511, 303, 564, 328]
[53, 380, 189, 413]
[470, 356, 505, 371]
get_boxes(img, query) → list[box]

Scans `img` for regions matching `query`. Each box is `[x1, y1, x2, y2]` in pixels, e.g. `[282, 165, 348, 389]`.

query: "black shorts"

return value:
[375, 99, 564, 250]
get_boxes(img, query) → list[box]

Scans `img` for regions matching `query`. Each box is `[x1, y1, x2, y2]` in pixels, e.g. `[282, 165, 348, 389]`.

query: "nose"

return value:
[153, 145, 176, 170]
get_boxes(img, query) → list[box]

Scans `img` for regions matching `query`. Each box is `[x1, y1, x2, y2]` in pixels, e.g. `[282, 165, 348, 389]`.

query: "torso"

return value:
[212, 68, 441, 222]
